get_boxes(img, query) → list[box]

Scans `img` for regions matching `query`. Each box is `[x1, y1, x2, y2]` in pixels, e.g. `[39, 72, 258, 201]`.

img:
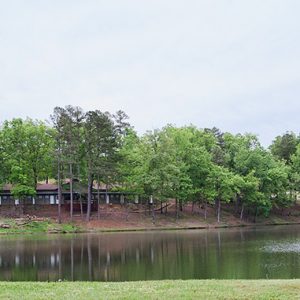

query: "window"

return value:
[50, 195, 55, 205]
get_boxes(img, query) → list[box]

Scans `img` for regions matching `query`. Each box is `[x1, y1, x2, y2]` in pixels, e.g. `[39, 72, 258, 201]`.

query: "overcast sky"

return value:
[0, 0, 299, 146]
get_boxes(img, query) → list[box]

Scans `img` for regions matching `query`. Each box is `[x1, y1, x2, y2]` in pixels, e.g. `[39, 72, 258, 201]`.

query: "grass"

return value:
[0, 280, 299, 300]
[0, 218, 81, 234]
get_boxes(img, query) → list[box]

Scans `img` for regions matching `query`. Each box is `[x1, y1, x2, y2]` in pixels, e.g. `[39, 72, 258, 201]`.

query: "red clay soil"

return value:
[3, 200, 300, 231]
[71, 201, 300, 231]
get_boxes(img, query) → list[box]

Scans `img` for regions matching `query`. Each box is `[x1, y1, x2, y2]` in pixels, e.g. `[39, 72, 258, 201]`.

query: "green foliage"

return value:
[84, 110, 118, 180]
[270, 132, 299, 164]
[117, 125, 299, 220]
[290, 144, 300, 199]
[0, 118, 54, 190]
[0, 107, 299, 223]
[11, 185, 36, 200]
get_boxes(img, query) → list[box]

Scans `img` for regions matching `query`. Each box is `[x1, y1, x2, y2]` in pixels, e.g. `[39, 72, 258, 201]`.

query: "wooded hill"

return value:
[0, 105, 300, 223]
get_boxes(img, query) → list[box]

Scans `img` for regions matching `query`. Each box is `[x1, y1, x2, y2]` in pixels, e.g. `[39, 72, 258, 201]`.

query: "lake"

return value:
[0, 225, 300, 281]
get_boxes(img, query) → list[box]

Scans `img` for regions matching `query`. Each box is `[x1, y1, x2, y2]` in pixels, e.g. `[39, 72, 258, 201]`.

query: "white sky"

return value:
[0, 0, 300, 146]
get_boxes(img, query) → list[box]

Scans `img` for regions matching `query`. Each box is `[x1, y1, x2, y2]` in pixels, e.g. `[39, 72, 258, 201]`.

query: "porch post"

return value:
[149, 195, 153, 204]
[135, 195, 139, 204]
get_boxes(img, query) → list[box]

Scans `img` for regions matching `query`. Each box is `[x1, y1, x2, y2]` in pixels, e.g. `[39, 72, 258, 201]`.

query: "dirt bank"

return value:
[2, 201, 300, 234]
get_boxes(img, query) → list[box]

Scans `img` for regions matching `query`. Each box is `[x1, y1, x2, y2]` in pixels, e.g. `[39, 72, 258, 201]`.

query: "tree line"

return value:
[0, 105, 300, 223]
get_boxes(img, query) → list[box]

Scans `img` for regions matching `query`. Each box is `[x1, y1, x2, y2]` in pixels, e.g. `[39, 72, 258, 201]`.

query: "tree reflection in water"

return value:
[0, 226, 300, 280]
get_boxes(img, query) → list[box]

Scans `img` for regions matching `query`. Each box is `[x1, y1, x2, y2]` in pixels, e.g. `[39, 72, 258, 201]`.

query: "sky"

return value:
[0, 0, 300, 147]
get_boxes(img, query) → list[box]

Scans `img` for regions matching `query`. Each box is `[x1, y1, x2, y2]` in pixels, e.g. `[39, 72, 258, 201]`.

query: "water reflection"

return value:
[0, 226, 300, 281]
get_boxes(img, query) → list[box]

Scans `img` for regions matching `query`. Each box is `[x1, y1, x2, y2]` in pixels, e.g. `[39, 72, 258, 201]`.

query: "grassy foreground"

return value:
[0, 280, 299, 300]
[0, 218, 81, 234]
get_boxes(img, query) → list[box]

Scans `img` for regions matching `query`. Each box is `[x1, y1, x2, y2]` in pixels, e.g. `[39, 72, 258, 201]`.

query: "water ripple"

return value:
[262, 241, 300, 253]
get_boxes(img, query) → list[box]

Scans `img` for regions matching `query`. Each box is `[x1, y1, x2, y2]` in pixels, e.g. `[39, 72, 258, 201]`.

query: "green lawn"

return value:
[0, 218, 81, 234]
[0, 280, 299, 300]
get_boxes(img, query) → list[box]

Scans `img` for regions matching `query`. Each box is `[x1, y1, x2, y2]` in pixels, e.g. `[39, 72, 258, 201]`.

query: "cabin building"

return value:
[0, 182, 140, 210]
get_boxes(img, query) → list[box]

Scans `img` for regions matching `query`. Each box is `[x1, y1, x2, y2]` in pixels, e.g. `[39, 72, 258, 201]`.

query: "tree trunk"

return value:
[253, 206, 258, 223]
[70, 163, 73, 222]
[21, 197, 25, 216]
[235, 197, 240, 214]
[79, 194, 83, 219]
[240, 203, 244, 220]
[293, 189, 297, 205]
[77, 164, 83, 219]
[97, 177, 100, 220]
[204, 200, 207, 220]
[160, 201, 163, 214]
[86, 168, 92, 222]
[175, 198, 179, 220]
[192, 201, 195, 214]
[57, 160, 62, 224]
[126, 204, 129, 221]
[152, 202, 156, 224]
[216, 199, 221, 223]
[33, 167, 38, 191]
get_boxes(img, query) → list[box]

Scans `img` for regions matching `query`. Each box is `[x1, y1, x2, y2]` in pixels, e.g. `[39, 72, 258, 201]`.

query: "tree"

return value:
[113, 110, 132, 137]
[117, 128, 145, 195]
[84, 110, 117, 221]
[238, 172, 261, 220]
[227, 133, 291, 217]
[162, 126, 215, 217]
[290, 144, 300, 202]
[52, 106, 85, 221]
[51, 108, 67, 224]
[0, 118, 54, 189]
[270, 132, 299, 164]
[205, 165, 240, 222]
[146, 128, 192, 220]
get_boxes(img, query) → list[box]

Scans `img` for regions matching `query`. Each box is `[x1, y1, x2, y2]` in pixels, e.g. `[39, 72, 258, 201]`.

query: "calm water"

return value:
[0, 225, 300, 281]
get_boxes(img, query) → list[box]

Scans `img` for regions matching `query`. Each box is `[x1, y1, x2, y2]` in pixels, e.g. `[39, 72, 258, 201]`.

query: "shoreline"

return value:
[2, 201, 300, 235]
[87, 220, 300, 233]
[1, 217, 300, 235]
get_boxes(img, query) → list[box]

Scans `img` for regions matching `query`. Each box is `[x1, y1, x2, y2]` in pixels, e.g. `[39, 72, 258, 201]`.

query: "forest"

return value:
[0, 105, 300, 223]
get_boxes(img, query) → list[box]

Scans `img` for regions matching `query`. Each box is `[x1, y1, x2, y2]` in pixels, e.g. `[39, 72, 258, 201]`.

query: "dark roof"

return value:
[36, 183, 58, 191]
[1, 183, 58, 191]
